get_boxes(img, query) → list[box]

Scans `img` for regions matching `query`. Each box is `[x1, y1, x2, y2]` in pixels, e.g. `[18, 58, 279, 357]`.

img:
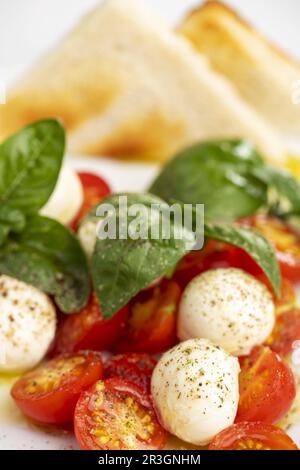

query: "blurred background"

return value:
[1, 0, 300, 85]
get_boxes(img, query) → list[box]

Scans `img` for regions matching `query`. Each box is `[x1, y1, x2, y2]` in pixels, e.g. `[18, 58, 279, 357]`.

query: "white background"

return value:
[1, 0, 300, 85]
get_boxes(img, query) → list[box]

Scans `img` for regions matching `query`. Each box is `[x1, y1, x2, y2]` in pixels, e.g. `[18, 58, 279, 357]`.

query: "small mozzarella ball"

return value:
[77, 217, 98, 258]
[0, 275, 56, 372]
[40, 165, 83, 225]
[178, 268, 275, 356]
[151, 338, 240, 446]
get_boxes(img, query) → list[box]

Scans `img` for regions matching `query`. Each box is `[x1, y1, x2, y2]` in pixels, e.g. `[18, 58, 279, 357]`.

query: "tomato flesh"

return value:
[74, 378, 167, 450]
[71, 172, 111, 229]
[209, 422, 298, 450]
[52, 293, 128, 355]
[104, 353, 157, 393]
[274, 278, 297, 314]
[11, 351, 103, 424]
[115, 280, 181, 354]
[236, 346, 296, 424]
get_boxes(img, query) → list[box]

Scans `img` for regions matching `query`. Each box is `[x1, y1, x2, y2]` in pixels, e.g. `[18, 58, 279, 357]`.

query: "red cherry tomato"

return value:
[104, 353, 157, 393]
[209, 422, 298, 450]
[115, 279, 181, 354]
[240, 214, 300, 283]
[236, 346, 296, 424]
[11, 351, 103, 424]
[173, 241, 236, 288]
[71, 172, 111, 229]
[266, 308, 300, 356]
[52, 293, 128, 355]
[74, 378, 167, 450]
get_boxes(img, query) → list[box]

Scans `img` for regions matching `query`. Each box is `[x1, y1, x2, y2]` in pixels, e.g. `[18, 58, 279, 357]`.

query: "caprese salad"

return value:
[1, 120, 300, 450]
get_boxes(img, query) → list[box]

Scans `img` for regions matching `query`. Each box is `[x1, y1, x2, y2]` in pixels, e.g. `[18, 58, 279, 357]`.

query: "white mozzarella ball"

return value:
[151, 338, 240, 446]
[40, 165, 83, 225]
[77, 217, 98, 258]
[178, 268, 275, 356]
[0, 275, 56, 373]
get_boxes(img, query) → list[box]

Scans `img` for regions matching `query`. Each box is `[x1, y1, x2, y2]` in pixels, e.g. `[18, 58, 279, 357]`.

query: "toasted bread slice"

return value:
[179, 1, 300, 136]
[0, 0, 285, 163]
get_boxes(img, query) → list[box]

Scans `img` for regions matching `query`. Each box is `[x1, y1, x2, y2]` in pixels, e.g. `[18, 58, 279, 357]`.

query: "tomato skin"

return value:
[173, 241, 236, 289]
[52, 293, 128, 355]
[209, 422, 298, 450]
[11, 351, 103, 425]
[115, 280, 181, 355]
[236, 346, 296, 424]
[104, 353, 157, 393]
[71, 172, 111, 229]
[240, 214, 300, 283]
[266, 308, 300, 356]
[74, 378, 167, 450]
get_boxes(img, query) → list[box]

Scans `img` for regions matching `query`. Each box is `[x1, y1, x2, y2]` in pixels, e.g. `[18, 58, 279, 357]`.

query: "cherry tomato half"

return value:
[209, 422, 298, 450]
[104, 353, 157, 393]
[52, 293, 128, 355]
[266, 308, 300, 357]
[71, 172, 111, 229]
[11, 351, 103, 424]
[240, 214, 300, 283]
[236, 346, 296, 424]
[115, 280, 181, 354]
[74, 378, 167, 450]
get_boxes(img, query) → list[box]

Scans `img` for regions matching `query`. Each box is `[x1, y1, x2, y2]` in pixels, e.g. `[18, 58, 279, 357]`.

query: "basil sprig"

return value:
[91, 193, 280, 319]
[0, 120, 90, 313]
[91, 139, 300, 318]
[149, 139, 300, 223]
[149, 140, 267, 222]
[0, 216, 90, 312]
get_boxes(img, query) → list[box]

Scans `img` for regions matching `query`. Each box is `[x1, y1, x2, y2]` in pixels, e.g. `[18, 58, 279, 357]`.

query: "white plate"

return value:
[1, 155, 300, 450]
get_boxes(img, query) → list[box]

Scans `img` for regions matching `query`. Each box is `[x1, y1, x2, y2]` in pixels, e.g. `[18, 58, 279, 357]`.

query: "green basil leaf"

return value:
[0, 207, 26, 247]
[0, 206, 26, 233]
[0, 225, 10, 247]
[252, 165, 300, 218]
[0, 215, 90, 312]
[204, 222, 281, 296]
[91, 193, 197, 319]
[149, 140, 267, 222]
[0, 119, 65, 213]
